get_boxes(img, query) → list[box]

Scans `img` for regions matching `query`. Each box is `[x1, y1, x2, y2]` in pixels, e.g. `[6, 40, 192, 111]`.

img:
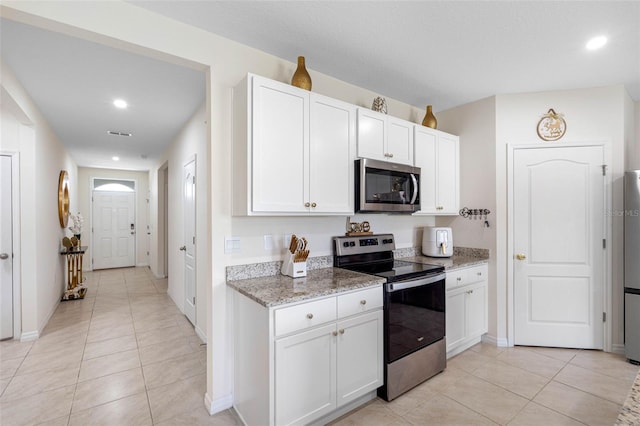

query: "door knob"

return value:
[516, 253, 526, 260]
[179, 246, 187, 251]
[0, 253, 9, 260]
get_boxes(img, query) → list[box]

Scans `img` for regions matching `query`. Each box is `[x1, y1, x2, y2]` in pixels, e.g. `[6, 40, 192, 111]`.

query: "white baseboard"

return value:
[20, 330, 39, 341]
[136, 262, 149, 268]
[481, 334, 510, 347]
[612, 343, 625, 355]
[195, 325, 207, 344]
[205, 392, 233, 415]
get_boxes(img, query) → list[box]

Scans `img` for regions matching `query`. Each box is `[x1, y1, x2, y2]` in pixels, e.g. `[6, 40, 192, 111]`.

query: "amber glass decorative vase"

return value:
[422, 105, 437, 129]
[291, 56, 312, 91]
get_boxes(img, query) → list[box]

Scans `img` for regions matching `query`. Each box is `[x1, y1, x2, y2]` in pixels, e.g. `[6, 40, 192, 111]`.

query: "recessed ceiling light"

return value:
[586, 36, 607, 50]
[113, 99, 127, 109]
[112, 156, 120, 161]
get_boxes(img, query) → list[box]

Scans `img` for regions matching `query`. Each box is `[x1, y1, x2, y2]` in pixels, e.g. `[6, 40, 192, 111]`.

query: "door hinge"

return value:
[192, 297, 195, 304]
[603, 312, 606, 322]
[193, 236, 195, 244]
[603, 238, 606, 249]
[602, 165, 607, 176]
[192, 176, 195, 184]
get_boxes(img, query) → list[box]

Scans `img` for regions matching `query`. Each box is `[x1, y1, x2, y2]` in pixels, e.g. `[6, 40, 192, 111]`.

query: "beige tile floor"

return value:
[1, 266, 638, 425]
[332, 343, 640, 426]
[0, 267, 240, 426]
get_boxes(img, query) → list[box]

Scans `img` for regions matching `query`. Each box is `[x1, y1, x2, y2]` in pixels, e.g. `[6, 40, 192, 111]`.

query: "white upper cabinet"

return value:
[357, 108, 414, 165]
[309, 94, 356, 214]
[233, 74, 355, 216]
[414, 126, 460, 215]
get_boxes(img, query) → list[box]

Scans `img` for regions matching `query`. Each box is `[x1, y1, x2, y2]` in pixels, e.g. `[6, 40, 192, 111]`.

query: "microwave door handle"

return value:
[410, 174, 418, 205]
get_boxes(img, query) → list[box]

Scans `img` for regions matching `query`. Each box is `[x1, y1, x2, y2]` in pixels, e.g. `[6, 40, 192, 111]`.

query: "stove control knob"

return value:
[343, 242, 349, 248]
[349, 241, 355, 247]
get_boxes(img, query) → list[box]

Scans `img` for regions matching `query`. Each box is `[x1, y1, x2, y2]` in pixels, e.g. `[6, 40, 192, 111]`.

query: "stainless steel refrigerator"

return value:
[624, 171, 640, 363]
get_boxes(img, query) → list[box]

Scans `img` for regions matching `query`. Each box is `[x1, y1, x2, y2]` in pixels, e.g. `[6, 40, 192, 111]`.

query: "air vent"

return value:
[107, 130, 132, 137]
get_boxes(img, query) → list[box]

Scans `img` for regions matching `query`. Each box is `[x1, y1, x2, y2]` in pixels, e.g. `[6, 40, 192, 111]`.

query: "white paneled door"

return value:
[0, 155, 13, 339]
[513, 146, 604, 349]
[92, 191, 136, 270]
[183, 159, 196, 325]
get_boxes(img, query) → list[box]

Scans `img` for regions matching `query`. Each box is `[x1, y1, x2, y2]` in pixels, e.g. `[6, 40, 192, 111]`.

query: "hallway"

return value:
[0, 267, 239, 425]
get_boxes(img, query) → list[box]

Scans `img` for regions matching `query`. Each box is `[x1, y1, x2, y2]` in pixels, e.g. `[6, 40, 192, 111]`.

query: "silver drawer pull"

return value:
[360, 300, 367, 305]
[477, 272, 482, 276]
[417, 336, 424, 342]
[307, 313, 313, 319]
[456, 277, 462, 281]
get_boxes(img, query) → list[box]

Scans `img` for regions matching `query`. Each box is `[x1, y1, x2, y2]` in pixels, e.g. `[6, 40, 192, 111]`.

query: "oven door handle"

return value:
[386, 273, 445, 292]
[409, 173, 418, 205]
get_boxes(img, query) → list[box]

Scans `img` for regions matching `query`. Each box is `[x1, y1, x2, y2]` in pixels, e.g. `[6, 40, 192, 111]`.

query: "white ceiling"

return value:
[131, 0, 640, 110]
[0, 18, 205, 171]
[1, 1, 639, 171]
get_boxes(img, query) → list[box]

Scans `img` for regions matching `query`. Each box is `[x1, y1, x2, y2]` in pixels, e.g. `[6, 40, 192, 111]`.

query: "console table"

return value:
[60, 246, 87, 300]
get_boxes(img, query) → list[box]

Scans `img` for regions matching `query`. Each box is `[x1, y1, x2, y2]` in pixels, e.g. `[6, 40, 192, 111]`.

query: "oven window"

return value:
[385, 279, 445, 363]
[365, 167, 419, 205]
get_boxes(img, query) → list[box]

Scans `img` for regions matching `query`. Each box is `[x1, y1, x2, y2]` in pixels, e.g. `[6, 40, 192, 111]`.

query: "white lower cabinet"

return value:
[233, 285, 383, 426]
[445, 264, 488, 357]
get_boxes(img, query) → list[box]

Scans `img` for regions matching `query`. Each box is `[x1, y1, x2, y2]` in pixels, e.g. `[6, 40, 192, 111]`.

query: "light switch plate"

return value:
[225, 236, 241, 254]
[264, 234, 275, 251]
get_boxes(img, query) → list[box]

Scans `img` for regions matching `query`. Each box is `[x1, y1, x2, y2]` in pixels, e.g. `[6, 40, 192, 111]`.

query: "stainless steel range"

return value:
[333, 233, 446, 401]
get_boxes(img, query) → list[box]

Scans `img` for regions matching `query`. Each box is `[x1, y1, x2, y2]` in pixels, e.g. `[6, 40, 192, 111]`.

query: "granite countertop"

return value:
[227, 267, 385, 308]
[400, 247, 490, 270]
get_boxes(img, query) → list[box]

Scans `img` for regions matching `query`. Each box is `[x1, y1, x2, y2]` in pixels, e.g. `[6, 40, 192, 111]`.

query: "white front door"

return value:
[93, 191, 136, 270]
[183, 159, 196, 325]
[513, 145, 604, 348]
[0, 155, 13, 339]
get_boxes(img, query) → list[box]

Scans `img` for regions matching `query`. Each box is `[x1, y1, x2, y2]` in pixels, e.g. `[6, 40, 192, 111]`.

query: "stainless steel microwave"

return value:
[355, 158, 421, 213]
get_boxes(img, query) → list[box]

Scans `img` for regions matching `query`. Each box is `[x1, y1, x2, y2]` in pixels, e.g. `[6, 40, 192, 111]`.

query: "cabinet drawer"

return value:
[446, 264, 488, 290]
[275, 297, 337, 337]
[337, 286, 383, 319]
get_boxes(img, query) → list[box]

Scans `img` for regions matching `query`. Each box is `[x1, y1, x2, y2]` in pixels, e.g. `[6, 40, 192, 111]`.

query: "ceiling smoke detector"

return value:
[107, 130, 132, 137]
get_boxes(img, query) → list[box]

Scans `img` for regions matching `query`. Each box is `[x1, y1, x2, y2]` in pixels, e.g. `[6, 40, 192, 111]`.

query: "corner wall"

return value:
[1, 60, 77, 339]
[149, 103, 209, 341]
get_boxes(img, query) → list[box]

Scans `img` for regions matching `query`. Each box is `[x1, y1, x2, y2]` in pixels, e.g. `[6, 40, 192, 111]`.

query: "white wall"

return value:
[77, 167, 151, 270]
[436, 96, 498, 340]
[149, 103, 210, 340]
[1, 60, 77, 339]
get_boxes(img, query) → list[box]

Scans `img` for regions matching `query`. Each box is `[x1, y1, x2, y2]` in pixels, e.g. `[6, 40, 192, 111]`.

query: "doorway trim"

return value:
[507, 142, 612, 352]
[0, 151, 22, 340]
[90, 177, 138, 271]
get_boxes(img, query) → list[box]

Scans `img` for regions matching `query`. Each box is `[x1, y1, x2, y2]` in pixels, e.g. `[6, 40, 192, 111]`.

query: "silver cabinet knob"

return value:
[179, 246, 186, 251]
[0, 253, 9, 260]
[305, 202, 310, 207]
[307, 313, 313, 319]
[456, 277, 462, 281]
[311, 202, 317, 208]
[360, 300, 367, 305]
[339, 329, 345, 334]
[332, 331, 338, 336]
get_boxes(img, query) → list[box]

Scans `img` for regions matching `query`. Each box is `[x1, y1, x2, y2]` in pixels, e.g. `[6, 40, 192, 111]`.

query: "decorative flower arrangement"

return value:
[68, 212, 84, 236]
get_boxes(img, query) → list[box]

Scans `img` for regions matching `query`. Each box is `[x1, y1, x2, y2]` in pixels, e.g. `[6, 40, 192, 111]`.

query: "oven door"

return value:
[356, 158, 420, 213]
[384, 273, 445, 363]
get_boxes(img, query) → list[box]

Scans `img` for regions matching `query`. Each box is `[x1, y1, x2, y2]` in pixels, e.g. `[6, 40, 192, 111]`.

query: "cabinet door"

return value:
[336, 310, 383, 406]
[356, 108, 386, 162]
[252, 76, 309, 213]
[387, 117, 414, 165]
[466, 282, 488, 339]
[309, 95, 355, 214]
[446, 287, 466, 351]
[275, 323, 337, 426]
[436, 133, 459, 214]
[414, 127, 438, 214]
